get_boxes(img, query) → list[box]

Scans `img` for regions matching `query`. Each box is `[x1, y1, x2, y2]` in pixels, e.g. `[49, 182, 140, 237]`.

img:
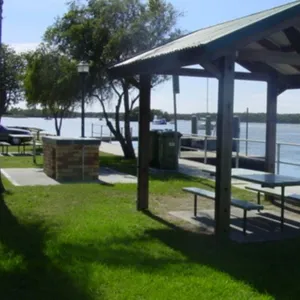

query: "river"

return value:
[2, 117, 300, 176]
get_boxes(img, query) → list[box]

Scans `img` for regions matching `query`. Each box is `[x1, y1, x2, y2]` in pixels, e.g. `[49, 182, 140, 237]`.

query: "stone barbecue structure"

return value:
[43, 136, 101, 181]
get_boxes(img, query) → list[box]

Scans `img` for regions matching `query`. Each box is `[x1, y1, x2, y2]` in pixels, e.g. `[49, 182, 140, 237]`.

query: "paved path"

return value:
[99, 142, 300, 195]
[1, 168, 59, 186]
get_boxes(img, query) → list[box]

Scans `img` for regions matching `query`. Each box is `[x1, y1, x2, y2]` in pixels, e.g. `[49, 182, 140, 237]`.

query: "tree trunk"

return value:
[0, 171, 5, 194]
[98, 88, 136, 160]
[122, 82, 136, 159]
[53, 115, 61, 136]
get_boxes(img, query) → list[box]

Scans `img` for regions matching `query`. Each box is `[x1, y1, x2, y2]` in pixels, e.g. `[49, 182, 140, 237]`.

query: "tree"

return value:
[44, 0, 183, 158]
[23, 45, 81, 136]
[0, 0, 4, 194]
[0, 44, 25, 121]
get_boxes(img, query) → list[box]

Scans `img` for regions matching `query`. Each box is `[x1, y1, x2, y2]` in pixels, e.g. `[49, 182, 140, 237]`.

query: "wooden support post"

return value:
[215, 55, 235, 240]
[137, 74, 151, 211]
[265, 78, 278, 173]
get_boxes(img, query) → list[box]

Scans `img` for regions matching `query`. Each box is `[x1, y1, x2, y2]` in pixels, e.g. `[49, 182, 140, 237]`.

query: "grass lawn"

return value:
[0, 154, 299, 299]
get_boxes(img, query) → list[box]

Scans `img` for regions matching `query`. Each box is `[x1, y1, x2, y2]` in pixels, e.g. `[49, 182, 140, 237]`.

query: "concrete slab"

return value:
[98, 167, 137, 185]
[1, 168, 59, 186]
[2, 167, 137, 186]
[169, 209, 300, 243]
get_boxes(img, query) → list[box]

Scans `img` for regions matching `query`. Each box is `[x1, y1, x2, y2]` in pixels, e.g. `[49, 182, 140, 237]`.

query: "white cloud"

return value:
[9, 42, 39, 53]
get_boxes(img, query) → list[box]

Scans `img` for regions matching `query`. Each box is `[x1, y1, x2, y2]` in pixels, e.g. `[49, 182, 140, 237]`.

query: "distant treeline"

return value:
[4, 108, 300, 124]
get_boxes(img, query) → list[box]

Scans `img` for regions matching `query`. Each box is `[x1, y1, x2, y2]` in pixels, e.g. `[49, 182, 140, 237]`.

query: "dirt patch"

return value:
[149, 194, 215, 233]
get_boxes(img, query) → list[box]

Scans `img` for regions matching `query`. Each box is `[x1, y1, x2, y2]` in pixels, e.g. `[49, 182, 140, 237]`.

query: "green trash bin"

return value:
[158, 131, 182, 170]
[149, 130, 161, 168]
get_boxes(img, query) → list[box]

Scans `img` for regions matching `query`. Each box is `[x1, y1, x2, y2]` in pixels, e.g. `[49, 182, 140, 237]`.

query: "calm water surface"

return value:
[2, 117, 300, 176]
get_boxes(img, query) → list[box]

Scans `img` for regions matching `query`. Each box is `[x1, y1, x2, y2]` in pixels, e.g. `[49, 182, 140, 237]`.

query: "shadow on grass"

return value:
[143, 211, 300, 300]
[0, 193, 93, 300]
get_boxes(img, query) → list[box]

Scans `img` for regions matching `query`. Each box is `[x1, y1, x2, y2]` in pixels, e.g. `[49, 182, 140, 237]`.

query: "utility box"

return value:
[158, 131, 182, 170]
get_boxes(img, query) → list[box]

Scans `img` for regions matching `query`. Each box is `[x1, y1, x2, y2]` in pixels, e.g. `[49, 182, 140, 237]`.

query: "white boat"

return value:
[152, 115, 167, 125]
[197, 118, 215, 130]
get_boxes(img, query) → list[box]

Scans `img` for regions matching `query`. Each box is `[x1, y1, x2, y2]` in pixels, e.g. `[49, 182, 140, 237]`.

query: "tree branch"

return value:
[111, 81, 122, 98]
[130, 93, 140, 111]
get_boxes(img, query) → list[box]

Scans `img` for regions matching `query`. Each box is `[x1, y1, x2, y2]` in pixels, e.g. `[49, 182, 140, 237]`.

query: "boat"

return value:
[152, 115, 167, 125]
[197, 118, 215, 130]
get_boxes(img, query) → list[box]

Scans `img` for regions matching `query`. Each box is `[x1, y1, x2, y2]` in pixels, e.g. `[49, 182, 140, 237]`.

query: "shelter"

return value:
[109, 1, 300, 239]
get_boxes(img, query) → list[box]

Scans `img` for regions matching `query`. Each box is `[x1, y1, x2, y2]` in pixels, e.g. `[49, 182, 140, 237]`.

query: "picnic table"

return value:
[231, 173, 300, 230]
[9, 134, 38, 163]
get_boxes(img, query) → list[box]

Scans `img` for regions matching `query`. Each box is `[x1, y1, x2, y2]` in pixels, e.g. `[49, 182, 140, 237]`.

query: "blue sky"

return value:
[3, 0, 300, 114]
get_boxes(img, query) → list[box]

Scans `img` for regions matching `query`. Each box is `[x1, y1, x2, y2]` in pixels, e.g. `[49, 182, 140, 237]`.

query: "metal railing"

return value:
[91, 123, 133, 142]
[181, 133, 300, 174]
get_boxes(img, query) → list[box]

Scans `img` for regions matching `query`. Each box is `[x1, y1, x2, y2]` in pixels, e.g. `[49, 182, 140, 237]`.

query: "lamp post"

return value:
[77, 61, 89, 138]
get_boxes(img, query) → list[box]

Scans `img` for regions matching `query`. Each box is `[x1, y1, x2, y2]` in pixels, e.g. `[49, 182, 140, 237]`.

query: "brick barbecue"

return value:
[43, 136, 101, 181]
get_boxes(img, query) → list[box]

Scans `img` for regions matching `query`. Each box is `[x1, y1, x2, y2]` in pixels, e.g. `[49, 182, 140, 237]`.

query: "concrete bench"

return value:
[0, 141, 10, 154]
[183, 187, 264, 235]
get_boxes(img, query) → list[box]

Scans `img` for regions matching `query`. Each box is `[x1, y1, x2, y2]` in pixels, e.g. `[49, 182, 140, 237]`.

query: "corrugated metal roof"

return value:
[111, 1, 300, 70]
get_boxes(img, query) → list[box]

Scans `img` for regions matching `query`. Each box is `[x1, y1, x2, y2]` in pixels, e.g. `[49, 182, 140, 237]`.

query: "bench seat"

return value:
[0, 141, 10, 154]
[183, 187, 264, 235]
[246, 185, 300, 207]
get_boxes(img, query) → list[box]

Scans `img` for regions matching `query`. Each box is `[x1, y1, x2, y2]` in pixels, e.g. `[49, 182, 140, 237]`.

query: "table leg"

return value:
[194, 195, 197, 217]
[280, 186, 285, 231]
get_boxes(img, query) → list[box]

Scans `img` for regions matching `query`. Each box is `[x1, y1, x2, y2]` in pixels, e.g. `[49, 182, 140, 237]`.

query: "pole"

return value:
[206, 78, 209, 114]
[81, 73, 85, 138]
[245, 107, 249, 156]
[172, 75, 179, 168]
[0, 0, 5, 194]
[173, 90, 179, 161]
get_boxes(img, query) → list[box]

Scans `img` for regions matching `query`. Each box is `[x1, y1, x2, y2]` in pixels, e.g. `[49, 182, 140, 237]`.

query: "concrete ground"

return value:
[98, 167, 137, 185]
[169, 208, 300, 243]
[1, 168, 59, 186]
[1, 167, 137, 186]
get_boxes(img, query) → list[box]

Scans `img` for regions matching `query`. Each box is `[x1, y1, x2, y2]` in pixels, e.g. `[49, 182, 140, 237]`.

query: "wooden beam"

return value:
[207, 7, 300, 61]
[283, 27, 300, 53]
[258, 38, 300, 74]
[214, 55, 235, 240]
[157, 67, 269, 81]
[238, 49, 300, 65]
[199, 60, 221, 79]
[137, 74, 151, 211]
[265, 77, 278, 173]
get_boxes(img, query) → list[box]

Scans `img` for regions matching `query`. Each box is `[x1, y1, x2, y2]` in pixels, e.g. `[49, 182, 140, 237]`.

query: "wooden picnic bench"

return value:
[0, 141, 10, 155]
[183, 187, 264, 235]
[18, 141, 42, 154]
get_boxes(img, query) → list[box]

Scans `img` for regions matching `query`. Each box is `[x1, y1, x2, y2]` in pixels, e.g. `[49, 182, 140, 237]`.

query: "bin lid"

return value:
[158, 130, 182, 137]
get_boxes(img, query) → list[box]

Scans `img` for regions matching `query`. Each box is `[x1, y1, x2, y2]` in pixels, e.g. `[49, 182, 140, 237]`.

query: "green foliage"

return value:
[23, 45, 81, 135]
[44, 0, 182, 157]
[24, 45, 79, 111]
[0, 44, 25, 117]
[130, 107, 171, 121]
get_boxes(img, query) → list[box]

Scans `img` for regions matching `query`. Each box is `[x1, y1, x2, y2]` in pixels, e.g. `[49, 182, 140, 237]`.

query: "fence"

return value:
[91, 123, 133, 142]
[181, 134, 300, 174]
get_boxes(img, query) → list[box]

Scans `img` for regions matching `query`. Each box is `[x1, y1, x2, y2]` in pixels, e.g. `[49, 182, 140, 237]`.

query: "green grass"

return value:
[0, 154, 298, 299]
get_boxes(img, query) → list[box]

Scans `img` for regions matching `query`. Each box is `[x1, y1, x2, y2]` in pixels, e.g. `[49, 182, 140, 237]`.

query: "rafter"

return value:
[157, 67, 269, 81]
[237, 49, 300, 65]
[283, 26, 300, 53]
[257, 38, 300, 73]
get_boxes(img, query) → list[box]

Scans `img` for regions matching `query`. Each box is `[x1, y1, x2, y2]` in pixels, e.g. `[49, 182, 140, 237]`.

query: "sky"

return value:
[3, 0, 300, 114]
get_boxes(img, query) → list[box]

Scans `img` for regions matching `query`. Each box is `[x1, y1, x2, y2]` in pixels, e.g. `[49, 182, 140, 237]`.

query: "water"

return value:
[2, 117, 300, 176]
